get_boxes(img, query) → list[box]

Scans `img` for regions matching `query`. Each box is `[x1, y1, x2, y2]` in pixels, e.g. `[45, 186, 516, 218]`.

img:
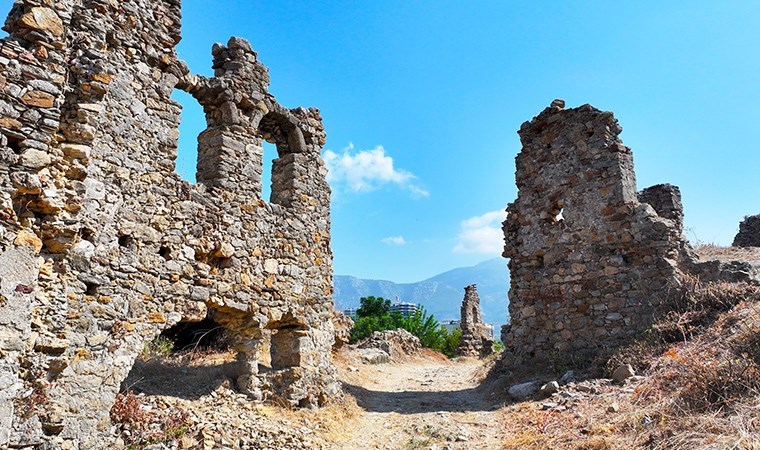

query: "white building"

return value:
[390, 301, 419, 318]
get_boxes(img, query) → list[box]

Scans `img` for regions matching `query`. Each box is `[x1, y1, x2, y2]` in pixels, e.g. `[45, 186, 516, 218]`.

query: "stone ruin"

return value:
[501, 100, 756, 367]
[0, 1, 340, 448]
[733, 214, 760, 248]
[456, 284, 493, 357]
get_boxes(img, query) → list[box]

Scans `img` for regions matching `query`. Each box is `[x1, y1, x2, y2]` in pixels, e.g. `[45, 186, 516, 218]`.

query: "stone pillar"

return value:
[457, 284, 493, 357]
[197, 127, 261, 193]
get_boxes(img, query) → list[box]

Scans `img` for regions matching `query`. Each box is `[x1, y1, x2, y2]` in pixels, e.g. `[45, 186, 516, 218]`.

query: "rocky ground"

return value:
[115, 338, 759, 449]
[334, 350, 504, 450]
[114, 274, 760, 450]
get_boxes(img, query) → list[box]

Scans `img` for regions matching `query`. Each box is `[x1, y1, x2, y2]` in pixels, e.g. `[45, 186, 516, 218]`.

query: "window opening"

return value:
[262, 141, 277, 202]
[172, 89, 204, 182]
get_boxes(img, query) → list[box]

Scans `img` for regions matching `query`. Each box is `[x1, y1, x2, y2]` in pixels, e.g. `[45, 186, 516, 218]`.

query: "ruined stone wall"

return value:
[0, 1, 338, 448]
[457, 284, 493, 357]
[733, 214, 760, 248]
[501, 102, 687, 366]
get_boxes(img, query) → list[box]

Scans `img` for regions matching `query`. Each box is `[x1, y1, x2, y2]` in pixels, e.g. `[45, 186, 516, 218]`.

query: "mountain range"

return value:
[333, 258, 510, 334]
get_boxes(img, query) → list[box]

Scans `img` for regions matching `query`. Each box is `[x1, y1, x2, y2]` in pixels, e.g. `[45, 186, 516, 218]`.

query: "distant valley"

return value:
[333, 258, 510, 333]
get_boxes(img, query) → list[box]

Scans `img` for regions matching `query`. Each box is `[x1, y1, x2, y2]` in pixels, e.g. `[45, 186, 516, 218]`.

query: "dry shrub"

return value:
[635, 294, 760, 412]
[663, 275, 759, 338]
[111, 390, 190, 448]
[110, 390, 146, 425]
[605, 275, 760, 375]
[728, 302, 760, 366]
[589, 279, 760, 448]
[649, 343, 760, 412]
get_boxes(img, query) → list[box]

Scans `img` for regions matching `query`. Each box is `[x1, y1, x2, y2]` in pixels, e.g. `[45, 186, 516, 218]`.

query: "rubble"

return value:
[358, 328, 422, 360]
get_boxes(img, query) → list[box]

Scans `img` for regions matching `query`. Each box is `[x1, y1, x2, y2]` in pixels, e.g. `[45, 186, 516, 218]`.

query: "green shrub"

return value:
[142, 335, 175, 358]
[348, 296, 461, 357]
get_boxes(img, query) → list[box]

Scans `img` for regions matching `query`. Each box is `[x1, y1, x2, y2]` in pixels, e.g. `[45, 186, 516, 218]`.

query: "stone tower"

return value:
[457, 284, 493, 357]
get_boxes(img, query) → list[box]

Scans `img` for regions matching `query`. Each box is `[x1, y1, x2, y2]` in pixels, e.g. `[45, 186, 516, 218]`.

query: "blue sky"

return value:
[3, 1, 758, 283]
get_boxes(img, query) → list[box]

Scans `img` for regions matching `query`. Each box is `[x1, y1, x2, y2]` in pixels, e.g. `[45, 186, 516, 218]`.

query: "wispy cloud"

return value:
[453, 209, 507, 255]
[323, 144, 429, 198]
[381, 236, 407, 246]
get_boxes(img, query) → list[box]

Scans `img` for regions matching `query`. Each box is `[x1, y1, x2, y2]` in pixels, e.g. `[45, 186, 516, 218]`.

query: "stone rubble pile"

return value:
[357, 328, 421, 361]
[507, 365, 645, 412]
[113, 387, 328, 450]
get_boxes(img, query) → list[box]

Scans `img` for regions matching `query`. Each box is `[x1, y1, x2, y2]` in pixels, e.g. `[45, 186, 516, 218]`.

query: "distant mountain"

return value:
[334, 258, 510, 334]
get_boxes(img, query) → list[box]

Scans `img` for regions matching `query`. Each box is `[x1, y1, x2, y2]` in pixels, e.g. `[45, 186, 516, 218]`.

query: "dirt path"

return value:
[334, 354, 505, 449]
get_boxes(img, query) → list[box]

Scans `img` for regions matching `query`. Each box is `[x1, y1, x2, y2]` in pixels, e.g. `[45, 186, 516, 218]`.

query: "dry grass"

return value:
[694, 244, 760, 268]
[499, 278, 760, 449]
[259, 395, 363, 445]
[605, 274, 760, 374]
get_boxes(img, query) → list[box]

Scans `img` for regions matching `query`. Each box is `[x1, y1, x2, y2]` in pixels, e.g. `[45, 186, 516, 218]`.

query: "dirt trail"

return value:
[334, 354, 505, 449]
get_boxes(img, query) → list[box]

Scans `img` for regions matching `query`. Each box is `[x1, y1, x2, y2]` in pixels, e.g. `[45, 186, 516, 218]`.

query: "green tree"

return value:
[356, 296, 391, 318]
[348, 297, 462, 359]
[440, 328, 462, 358]
[350, 296, 400, 343]
[400, 307, 445, 350]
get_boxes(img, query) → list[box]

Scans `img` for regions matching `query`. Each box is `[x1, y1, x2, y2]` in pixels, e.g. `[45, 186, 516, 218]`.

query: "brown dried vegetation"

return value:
[110, 390, 190, 449]
[501, 276, 760, 449]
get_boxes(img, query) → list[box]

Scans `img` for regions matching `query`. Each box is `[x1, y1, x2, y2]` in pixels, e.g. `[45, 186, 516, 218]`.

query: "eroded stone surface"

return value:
[457, 284, 493, 358]
[500, 102, 756, 368]
[733, 214, 760, 248]
[0, 1, 339, 448]
[501, 102, 688, 366]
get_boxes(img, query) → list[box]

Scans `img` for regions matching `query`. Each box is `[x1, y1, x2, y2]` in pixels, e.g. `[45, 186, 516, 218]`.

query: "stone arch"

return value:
[256, 111, 306, 207]
[265, 313, 309, 370]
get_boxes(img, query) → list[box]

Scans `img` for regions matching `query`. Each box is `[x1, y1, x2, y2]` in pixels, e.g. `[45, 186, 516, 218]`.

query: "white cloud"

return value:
[453, 209, 508, 255]
[323, 144, 429, 198]
[381, 236, 407, 246]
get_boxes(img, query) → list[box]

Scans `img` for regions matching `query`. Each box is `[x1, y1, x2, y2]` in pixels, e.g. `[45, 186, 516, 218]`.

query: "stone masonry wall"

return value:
[733, 214, 760, 248]
[0, 1, 338, 448]
[457, 284, 493, 357]
[501, 102, 688, 366]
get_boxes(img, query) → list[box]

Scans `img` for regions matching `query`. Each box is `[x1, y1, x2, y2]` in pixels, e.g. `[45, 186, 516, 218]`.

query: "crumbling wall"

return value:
[0, 1, 338, 448]
[457, 284, 493, 357]
[733, 214, 760, 248]
[501, 102, 688, 366]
